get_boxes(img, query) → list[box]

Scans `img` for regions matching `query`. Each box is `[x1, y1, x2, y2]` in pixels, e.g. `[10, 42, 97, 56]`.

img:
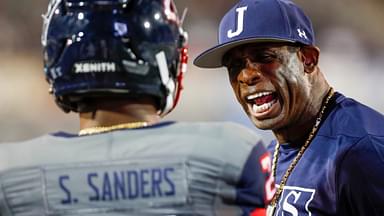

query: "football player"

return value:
[0, 0, 273, 215]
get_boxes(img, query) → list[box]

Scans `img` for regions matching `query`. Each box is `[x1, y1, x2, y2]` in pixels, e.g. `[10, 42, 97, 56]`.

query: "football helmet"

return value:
[42, 0, 188, 114]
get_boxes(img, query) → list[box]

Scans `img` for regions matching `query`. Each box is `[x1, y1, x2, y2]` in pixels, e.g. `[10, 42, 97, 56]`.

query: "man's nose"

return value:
[238, 58, 262, 85]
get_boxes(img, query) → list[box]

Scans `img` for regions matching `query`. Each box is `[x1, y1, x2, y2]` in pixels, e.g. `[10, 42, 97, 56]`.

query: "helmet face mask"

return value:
[42, 0, 188, 114]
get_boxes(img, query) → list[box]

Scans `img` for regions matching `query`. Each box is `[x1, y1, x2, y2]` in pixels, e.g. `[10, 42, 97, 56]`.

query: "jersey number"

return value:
[260, 153, 276, 202]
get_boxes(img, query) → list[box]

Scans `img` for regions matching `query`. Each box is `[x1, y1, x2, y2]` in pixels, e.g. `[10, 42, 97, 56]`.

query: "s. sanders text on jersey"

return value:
[58, 167, 176, 204]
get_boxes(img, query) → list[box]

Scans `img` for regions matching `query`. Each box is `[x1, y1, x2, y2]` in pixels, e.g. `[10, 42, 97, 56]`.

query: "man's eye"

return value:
[229, 62, 244, 72]
[230, 62, 244, 70]
[226, 61, 244, 78]
[224, 59, 244, 71]
[254, 54, 276, 63]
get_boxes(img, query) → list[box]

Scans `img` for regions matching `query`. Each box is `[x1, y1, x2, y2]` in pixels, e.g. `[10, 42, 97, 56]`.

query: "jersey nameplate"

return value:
[43, 159, 188, 214]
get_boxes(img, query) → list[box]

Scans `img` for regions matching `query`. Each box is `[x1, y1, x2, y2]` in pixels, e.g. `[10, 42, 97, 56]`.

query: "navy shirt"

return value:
[269, 92, 384, 215]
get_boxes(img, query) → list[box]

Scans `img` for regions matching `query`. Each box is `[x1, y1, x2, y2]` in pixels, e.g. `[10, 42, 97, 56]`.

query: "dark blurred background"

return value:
[0, 0, 383, 143]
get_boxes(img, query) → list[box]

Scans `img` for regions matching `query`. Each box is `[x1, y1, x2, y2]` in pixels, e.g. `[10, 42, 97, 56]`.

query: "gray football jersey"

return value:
[0, 122, 272, 216]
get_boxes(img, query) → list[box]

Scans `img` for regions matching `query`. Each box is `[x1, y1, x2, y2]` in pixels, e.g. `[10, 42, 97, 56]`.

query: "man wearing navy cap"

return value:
[0, 0, 272, 215]
[194, 0, 384, 215]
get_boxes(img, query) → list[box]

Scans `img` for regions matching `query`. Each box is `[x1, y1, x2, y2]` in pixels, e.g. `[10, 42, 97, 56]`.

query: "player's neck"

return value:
[79, 102, 161, 130]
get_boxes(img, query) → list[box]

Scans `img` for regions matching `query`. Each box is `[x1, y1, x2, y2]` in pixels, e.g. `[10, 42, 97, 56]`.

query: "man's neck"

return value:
[273, 116, 317, 147]
[79, 102, 161, 130]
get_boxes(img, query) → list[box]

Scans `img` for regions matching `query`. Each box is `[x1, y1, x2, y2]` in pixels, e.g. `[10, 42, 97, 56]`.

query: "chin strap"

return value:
[155, 45, 188, 116]
[156, 51, 174, 115]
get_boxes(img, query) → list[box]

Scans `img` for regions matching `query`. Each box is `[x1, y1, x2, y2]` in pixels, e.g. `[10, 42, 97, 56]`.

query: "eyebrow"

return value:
[225, 47, 276, 60]
[222, 43, 301, 65]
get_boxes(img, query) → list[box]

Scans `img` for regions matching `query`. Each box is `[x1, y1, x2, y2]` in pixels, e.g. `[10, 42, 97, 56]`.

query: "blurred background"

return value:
[0, 0, 383, 143]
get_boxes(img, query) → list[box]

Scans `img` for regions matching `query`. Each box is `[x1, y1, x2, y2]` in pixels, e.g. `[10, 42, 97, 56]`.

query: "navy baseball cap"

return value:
[194, 0, 315, 68]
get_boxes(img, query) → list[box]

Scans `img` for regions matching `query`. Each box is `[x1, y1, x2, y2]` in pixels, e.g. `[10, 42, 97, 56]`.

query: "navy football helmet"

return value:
[42, 0, 188, 114]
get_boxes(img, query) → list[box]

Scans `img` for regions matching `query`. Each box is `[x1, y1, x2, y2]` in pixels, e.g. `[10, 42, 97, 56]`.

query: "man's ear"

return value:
[299, 46, 320, 73]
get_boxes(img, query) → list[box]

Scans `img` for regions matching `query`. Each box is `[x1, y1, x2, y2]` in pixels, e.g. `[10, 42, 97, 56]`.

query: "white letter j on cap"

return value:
[227, 6, 248, 38]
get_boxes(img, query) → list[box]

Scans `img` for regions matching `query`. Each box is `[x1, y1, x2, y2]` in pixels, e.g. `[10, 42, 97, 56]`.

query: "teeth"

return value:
[252, 100, 275, 113]
[247, 92, 272, 100]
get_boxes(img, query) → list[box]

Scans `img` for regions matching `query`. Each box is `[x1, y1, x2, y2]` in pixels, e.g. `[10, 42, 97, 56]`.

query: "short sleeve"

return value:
[236, 141, 275, 215]
[337, 135, 384, 215]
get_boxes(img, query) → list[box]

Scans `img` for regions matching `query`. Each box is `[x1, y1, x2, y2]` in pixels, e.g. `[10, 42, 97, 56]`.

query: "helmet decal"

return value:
[74, 62, 116, 74]
[114, 22, 128, 37]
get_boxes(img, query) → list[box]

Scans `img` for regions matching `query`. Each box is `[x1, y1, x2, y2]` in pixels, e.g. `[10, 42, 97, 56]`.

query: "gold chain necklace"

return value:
[78, 122, 149, 136]
[267, 88, 334, 216]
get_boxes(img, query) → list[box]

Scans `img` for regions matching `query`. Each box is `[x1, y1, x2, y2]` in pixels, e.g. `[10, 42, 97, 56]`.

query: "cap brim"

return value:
[193, 38, 294, 68]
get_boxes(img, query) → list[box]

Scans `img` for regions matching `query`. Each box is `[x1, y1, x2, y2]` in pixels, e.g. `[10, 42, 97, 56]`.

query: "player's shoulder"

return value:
[173, 121, 263, 142]
[0, 135, 49, 171]
[170, 121, 267, 168]
[0, 135, 46, 151]
[174, 121, 256, 131]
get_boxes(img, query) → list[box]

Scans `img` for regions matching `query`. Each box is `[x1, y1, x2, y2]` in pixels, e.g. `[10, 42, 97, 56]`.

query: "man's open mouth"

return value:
[246, 91, 278, 114]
